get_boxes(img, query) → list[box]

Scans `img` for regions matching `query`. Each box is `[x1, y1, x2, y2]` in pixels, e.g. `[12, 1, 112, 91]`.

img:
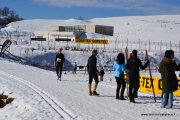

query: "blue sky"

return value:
[1, 0, 180, 20]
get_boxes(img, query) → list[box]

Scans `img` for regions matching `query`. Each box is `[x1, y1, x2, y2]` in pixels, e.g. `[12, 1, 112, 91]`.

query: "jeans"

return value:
[161, 92, 173, 108]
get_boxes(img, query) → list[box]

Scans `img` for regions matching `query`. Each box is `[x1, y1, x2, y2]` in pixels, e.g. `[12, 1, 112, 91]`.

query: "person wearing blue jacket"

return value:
[113, 53, 127, 100]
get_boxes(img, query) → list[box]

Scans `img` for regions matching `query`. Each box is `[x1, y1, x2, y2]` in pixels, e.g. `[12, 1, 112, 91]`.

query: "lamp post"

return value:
[115, 36, 118, 50]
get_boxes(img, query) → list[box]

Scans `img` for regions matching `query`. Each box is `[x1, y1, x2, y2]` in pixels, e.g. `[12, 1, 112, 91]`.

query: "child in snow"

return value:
[100, 67, 105, 81]
[74, 62, 77, 74]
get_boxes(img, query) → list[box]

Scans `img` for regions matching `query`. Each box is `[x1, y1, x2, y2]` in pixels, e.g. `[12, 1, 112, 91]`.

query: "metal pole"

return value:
[115, 38, 116, 50]
[149, 39, 150, 51]
[92, 38, 93, 49]
[179, 41, 180, 52]
[67, 35, 68, 47]
[170, 41, 171, 50]
[30, 38, 31, 46]
[160, 40, 162, 52]
[48, 32, 49, 47]
[127, 38, 128, 49]
[54, 37, 55, 49]
[139, 39, 140, 51]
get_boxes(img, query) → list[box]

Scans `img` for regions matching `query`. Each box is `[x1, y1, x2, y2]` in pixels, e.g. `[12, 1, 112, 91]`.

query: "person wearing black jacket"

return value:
[54, 48, 65, 81]
[126, 50, 149, 103]
[87, 50, 100, 96]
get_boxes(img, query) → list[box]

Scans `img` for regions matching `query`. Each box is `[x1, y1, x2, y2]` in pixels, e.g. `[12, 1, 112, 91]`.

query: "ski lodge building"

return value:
[33, 25, 114, 42]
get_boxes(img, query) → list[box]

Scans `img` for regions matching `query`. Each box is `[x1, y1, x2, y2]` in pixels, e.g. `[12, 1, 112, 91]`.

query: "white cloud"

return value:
[32, 0, 180, 15]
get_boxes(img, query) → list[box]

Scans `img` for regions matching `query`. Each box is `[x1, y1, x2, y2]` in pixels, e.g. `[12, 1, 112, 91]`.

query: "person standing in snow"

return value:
[126, 52, 138, 98]
[73, 62, 77, 74]
[159, 50, 180, 108]
[54, 48, 65, 81]
[100, 67, 105, 81]
[87, 50, 100, 96]
[113, 53, 127, 100]
[126, 50, 149, 103]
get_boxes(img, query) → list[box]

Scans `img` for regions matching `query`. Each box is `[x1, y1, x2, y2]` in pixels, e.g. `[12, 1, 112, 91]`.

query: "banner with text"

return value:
[138, 75, 180, 96]
[75, 38, 108, 44]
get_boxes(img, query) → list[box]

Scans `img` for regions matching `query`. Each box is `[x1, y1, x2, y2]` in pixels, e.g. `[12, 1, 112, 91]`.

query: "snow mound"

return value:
[81, 32, 109, 39]
[8, 19, 67, 33]
[65, 18, 91, 24]
[1, 25, 16, 32]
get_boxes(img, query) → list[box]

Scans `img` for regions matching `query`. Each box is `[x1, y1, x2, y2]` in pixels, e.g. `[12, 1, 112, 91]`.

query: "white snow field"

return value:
[0, 15, 180, 120]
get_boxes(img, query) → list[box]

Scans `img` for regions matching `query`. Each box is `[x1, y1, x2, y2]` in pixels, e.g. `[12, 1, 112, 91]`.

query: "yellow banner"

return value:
[124, 73, 180, 96]
[75, 38, 91, 44]
[91, 39, 108, 44]
[75, 38, 108, 44]
[138, 75, 180, 96]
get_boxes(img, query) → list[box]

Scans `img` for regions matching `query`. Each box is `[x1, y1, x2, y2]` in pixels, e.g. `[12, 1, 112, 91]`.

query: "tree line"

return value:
[0, 7, 23, 25]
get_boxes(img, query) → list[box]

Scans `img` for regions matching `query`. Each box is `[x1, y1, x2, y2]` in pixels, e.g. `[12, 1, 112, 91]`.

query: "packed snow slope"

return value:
[0, 15, 180, 44]
[0, 58, 180, 120]
[0, 15, 180, 120]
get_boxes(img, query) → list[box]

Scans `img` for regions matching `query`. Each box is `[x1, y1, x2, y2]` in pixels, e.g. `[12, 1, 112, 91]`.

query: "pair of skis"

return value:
[124, 48, 156, 102]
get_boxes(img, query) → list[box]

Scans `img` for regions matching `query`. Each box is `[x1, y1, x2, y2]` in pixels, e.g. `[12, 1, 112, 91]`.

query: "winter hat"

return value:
[164, 50, 171, 58]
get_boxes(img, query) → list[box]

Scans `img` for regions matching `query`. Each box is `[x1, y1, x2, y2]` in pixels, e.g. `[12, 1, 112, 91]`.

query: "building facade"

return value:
[34, 25, 114, 42]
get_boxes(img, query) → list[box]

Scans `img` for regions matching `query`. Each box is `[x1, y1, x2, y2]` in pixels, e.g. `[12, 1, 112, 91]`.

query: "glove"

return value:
[146, 60, 150, 65]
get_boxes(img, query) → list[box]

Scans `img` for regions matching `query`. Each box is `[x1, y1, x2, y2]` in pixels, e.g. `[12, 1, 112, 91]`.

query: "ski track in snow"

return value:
[0, 60, 180, 120]
[0, 70, 79, 120]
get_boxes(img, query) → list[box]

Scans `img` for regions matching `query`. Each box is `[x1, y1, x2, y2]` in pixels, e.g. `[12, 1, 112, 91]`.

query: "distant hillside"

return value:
[1, 15, 180, 44]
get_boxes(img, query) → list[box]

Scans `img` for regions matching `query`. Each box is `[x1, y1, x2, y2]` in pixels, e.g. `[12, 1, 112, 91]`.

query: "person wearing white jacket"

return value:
[113, 53, 127, 100]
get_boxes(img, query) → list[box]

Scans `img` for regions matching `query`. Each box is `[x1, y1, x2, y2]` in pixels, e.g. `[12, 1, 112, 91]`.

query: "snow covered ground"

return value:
[0, 59, 180, 120]
[0, 15, 180, 120]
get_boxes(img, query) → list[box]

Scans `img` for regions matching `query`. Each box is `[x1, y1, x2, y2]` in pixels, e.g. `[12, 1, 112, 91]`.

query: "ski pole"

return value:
[146, 50, 156, 102]
[125, 47, 129, 98]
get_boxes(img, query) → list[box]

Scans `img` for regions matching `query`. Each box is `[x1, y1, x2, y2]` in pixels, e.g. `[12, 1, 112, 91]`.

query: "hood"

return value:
[161, 57, 175, 65]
